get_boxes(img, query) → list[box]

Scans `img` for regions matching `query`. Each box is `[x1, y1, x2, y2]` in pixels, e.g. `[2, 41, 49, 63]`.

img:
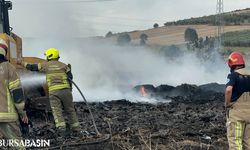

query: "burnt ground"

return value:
[25, 83, 228, 150]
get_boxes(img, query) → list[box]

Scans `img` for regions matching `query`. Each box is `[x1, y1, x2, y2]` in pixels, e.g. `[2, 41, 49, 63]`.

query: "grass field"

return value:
[128, 25, 250, 46]
[223, 30, 250, 44]
[224, 46, 250, 54]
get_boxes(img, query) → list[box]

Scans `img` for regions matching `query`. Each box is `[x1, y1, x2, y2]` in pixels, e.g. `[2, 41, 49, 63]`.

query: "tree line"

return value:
[164, 11, 250, 26]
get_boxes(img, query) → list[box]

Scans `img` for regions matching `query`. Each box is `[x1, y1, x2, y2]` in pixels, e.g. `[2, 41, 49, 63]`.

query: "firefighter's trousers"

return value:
[0, 122, 25, 150]
[227, 92, 250, 150]
[49, 88, 80, 130]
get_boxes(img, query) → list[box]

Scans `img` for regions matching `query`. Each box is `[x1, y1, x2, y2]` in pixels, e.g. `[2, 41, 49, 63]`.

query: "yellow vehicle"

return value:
[0, 0, 50, 111]
[0, 1, 112, 145]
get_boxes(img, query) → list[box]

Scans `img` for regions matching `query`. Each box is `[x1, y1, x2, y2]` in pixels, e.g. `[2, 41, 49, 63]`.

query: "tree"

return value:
[140, 33, 148, 46]
[198, 37, 204, 49]
[184, 28, 198, 42]
[105, 31, 113, 38]
[153, 23, 159, 28]
[160, 45, 182, 58]
[204, 36, 209, 46]
[117, 33, 131, 45]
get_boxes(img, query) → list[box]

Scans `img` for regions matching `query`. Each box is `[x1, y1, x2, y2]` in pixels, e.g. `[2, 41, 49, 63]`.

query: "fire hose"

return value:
[20, 79, 101, 136]
[68, 78, 101, 136]
[30, 79, 111, 149]
[46, 79, 111, 149]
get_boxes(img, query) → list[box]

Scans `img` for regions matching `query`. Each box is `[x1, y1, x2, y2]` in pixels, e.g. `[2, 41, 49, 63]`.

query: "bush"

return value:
[117, 33, 131, 45]
[105, 31, 113, 38]
[140, 33, 148, 46]
[153, 23, 159, 28]
[184, 28, 198, 42]
[160, 45, 182, 58]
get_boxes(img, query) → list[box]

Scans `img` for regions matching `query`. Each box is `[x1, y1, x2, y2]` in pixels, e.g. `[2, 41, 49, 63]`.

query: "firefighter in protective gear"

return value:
[19, 48, 81, 136]
[0, 38, 28, 150]
[225, 51, 250, 150]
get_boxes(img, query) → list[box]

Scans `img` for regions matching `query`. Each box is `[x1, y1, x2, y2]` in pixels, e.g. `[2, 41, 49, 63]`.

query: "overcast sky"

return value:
[9, 0, 250, 38]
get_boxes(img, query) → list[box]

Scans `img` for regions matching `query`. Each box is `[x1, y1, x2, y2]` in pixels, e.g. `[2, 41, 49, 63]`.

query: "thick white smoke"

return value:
[9, 0, 229, 102]
[22, 38, 228, 101]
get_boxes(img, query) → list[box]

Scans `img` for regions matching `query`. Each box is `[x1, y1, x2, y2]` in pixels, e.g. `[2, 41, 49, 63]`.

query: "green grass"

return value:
[223, 30, 250, 44]
[224, 46, 250, 54]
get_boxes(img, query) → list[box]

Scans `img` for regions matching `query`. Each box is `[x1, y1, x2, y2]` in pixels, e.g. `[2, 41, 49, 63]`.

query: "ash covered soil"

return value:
[26, 83, 228, 150]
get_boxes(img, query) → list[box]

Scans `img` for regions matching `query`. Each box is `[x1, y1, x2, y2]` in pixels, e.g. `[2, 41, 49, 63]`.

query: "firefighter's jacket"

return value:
[0, 61, 26, 122]
[23, 60, 72, 92]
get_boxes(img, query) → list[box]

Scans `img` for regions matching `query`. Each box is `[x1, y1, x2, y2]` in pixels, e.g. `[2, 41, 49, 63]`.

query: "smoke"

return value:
[10, 0, 229, 102]
[20, 72, 46, 88]
[22, 38, 228, 102]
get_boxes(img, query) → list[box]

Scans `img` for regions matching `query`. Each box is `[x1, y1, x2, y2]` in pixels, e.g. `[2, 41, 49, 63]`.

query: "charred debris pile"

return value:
[27, 83, 228, 150]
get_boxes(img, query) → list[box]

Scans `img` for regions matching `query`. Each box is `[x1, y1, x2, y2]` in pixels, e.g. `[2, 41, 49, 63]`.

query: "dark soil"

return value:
[25, 83, 228, 150]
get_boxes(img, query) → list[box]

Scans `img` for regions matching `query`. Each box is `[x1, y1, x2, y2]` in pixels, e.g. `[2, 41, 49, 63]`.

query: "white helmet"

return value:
[0, 39, 8, 56]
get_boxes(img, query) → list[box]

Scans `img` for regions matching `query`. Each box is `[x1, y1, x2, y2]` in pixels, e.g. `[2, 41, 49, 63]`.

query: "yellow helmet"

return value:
[44, 48, 60, 60]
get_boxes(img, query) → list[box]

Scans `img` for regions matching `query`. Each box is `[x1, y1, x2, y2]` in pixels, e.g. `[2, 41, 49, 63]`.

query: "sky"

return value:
[9, 0, 250, 38]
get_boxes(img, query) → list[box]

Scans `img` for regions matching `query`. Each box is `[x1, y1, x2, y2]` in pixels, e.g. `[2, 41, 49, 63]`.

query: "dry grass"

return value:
[128, 25, 250, 45]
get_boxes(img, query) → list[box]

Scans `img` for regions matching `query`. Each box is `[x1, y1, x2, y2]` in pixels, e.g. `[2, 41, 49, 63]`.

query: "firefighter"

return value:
[18, 48, 81, 137]
[225, 51, 250, 150]
[0, 39, 28, 149]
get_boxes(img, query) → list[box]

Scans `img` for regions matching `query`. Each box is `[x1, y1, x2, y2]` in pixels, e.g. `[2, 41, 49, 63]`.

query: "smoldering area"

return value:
[20, 38, 228, 102]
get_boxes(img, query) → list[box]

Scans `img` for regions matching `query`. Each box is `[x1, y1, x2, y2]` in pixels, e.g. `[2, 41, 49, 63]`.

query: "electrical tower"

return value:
[216, 0, 224, 51]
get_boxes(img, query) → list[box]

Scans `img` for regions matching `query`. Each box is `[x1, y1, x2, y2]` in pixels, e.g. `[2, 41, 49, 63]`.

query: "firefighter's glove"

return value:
[21, 114, 29, 124]
[16, 58, 22, 65]
[224, 102, 234, 109]
[14, 101, 28, 122]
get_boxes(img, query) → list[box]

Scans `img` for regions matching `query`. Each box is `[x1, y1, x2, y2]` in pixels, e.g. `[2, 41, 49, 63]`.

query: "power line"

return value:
[216, 0, 224, 50]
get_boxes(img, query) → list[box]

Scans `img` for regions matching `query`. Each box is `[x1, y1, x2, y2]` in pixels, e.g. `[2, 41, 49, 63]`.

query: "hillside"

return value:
[129, 8, 250, 46]
[128, 25, 250, 45]
[164, 8, 250, 26]
[105, 8, 250, 46]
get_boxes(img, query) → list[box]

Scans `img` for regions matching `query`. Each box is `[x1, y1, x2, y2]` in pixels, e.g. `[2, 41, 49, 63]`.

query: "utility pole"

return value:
[216, 0, 224, 51]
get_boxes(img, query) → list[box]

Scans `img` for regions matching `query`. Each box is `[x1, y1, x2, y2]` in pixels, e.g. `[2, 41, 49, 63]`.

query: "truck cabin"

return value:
[0, 0, 22, 63]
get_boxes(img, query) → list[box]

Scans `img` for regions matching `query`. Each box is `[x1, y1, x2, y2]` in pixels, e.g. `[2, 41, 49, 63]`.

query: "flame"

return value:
[140, 86, 147, 97]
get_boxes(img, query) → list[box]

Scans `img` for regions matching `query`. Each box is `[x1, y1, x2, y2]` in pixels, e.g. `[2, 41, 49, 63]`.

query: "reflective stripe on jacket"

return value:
[46, 72, 70, 92]
[24, 60, 71, 92]
[0, 62, 22, 122]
